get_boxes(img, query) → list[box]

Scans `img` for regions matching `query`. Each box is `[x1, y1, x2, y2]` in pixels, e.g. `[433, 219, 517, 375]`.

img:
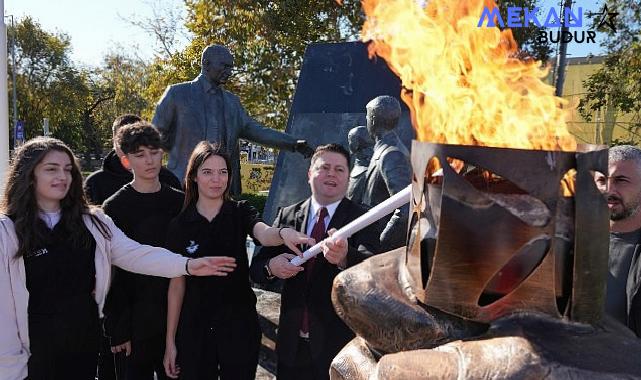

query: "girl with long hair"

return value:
[0, 137, 237, 380]
[163, 142, 313, 379]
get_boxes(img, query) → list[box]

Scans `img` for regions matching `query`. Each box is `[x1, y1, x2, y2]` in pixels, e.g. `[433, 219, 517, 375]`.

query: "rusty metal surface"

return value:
[572, 148, 609, 324]
[408, 141, 608, 323]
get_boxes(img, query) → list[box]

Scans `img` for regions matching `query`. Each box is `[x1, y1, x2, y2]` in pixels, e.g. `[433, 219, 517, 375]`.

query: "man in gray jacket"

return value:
[152, 44, 313, 193]
[595, 144, 641, 336]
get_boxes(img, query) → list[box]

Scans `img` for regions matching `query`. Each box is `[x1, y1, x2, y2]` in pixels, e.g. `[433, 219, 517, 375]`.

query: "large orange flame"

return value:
[361, 0, 577, 151]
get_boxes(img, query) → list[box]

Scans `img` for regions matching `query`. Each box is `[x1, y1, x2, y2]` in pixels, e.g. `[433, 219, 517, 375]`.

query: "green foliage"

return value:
[578, 1, 641, 145]
[91, 53, 152, 149]
[9, 17, 88, 149]
[143, 0, 363, 129]
[9, 17, 155, 159]
[236, 192, 268, 215]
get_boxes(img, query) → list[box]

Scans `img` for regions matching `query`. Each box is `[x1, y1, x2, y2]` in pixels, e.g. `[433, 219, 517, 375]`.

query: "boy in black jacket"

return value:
[84, 114, 181, 206]
[102, 121, 184, 380]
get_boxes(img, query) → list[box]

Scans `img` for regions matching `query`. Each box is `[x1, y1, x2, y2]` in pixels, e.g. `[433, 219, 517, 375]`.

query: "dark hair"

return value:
[310, 143, 351, 168]
[112, 114, 143, 136]
[115, 122, 162, 154]
[182, 141, 233, 211]
[0, 137, 110, 257]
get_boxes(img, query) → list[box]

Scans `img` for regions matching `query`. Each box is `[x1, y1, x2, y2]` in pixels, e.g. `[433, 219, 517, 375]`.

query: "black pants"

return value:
[122, 334, 168, 380]
[98, 328, 117, 380]
[27, 313, 100, 380]
[178, 320, 260, 380]
[277, 338, 328, 380]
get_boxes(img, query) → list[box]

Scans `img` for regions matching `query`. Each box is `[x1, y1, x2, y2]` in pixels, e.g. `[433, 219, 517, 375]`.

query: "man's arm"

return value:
[380, 150, 412, 196]
[102, 268, 134, 347]
[236, 101, 313, 157]
[346, 221, 381, 267]
[380, 150, 412, 250]
[152, 86, 177, 151]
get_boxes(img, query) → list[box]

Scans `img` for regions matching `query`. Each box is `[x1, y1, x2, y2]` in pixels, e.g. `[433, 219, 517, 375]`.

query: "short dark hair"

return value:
[310, 143, 350, 168]
[115, 122, 162, 155]
[112, 114, 143, 136]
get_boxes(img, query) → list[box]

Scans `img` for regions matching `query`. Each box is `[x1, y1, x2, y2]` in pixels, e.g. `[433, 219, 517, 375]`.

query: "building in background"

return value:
[550, 56, 638, 146]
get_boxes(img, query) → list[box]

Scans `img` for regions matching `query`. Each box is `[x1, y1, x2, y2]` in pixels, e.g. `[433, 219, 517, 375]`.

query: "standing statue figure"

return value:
[362, 96, 411, 250]
[152, 44, 314, 193]
[347, 126, 374, 205]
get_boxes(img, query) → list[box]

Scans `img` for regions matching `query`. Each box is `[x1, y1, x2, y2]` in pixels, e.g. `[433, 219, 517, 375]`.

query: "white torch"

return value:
[290, 185, 412, 266]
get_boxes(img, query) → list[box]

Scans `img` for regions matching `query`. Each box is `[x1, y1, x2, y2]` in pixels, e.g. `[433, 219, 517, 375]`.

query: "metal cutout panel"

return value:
[407, 141, 608, 324]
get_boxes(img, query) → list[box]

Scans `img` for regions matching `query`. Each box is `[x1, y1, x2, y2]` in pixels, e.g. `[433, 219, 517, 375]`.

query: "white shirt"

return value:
[306, 197, 341, 236]
[39, 210, 61, 230]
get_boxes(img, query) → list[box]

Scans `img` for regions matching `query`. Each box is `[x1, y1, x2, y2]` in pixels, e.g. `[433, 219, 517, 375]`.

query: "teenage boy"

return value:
[84, 114, 181, 206]
[102, 122, 185, 380]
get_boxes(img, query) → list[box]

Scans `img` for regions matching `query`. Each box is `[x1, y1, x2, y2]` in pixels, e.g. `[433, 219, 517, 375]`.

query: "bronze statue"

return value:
[347, 126, 373, 205]
[152, 44, 313, 193]
[361, 96, 411, 250]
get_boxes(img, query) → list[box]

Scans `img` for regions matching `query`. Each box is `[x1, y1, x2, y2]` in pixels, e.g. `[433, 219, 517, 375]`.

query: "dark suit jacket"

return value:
[152, 74, 299, 195]
[626, 243, 641, 336]
[250, 197, 379, 376]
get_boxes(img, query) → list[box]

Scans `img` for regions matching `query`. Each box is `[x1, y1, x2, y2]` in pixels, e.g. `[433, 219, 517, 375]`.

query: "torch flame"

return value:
[361, 0, 577, 151]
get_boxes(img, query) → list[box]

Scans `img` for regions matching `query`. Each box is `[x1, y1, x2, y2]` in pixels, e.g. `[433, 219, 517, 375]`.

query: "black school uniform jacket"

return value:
[250, 197, 380, 370]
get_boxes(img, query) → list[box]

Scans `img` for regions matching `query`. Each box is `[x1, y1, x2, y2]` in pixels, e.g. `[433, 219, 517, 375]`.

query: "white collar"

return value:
[39, 209, 62, 230]
[309, 196, 342, 222]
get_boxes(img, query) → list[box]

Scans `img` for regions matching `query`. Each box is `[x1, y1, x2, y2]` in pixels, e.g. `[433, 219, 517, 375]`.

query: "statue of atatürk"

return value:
[347, 126, 374, 205]
[361, 96, 411, 250]
[152, 44, 313, 193]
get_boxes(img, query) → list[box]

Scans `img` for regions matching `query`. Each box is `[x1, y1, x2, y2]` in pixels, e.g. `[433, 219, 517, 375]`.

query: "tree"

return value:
[141, 0, 552, 130]
[90, 52, 151, 150]
[578, 1, 641, 146]
[142, 0, 364, 128]
[7, 16, 157, 163]
[8, 17, 90, 149]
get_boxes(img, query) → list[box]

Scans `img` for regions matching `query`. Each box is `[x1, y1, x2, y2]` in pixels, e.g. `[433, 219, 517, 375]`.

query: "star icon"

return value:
[591, 4, 619, 33]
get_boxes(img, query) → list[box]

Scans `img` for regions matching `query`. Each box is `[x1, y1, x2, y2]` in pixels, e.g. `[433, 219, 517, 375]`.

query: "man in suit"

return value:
[595, 144, 641, 336]
[250, 143, 379, 379]
[362, 95, 412, 250]
[152, 44, 313, 192]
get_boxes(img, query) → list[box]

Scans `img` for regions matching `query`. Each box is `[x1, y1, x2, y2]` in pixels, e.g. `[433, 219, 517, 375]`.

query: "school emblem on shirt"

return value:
[186, 240, 199, 255]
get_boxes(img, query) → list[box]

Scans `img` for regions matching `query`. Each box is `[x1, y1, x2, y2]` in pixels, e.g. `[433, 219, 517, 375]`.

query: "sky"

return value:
[5, 0, 189, 67]
[5, 0, 609, 68]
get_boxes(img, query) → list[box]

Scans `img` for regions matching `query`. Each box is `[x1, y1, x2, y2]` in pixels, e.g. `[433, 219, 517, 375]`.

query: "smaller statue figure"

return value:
[347, 126, 374, 205]
[361, 96, 412, 250]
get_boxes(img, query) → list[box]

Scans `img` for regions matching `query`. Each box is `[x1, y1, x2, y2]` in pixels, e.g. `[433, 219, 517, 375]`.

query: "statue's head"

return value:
[348, 126, 374, 158]
[366, 96, 401, 139]
[201, 44, 234, 85]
